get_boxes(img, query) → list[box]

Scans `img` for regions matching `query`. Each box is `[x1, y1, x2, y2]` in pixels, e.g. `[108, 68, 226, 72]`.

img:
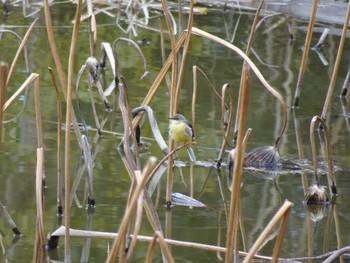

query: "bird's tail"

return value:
[186, 146, 197, 163]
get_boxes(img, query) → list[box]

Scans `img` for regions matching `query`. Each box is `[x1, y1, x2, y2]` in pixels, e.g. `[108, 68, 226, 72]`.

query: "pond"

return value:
[1, 1, 350, 262]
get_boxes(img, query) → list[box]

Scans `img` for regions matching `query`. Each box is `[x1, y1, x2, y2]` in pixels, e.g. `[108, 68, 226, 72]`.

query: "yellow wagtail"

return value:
[168, 114, 196, 162]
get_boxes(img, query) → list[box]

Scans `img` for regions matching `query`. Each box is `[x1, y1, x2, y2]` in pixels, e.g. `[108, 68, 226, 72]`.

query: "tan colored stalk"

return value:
[174, 0, 194, 111]
[0, 62, 7, 147]
[226, 1, 264, 261]
[51, 225, 283, 261]
[49, 67, 63, 215]
[192, 65, 225, 137]
[33, 76, 43, 149]
[43, 0, 83, 147]
[106, 157, 157, 263]
[217, 84, 234, 166]
[321, 0, 350, 117]
[64, 1, 83, 261]
[6, 18, 38, 87]
[293, 0, 318, 108]
[33, 147, 45, 263]
[161, 0, 178, 207]
[226, 64, 250, 263]
[243, 200, 293, 262]
[3, 73, 38, 111]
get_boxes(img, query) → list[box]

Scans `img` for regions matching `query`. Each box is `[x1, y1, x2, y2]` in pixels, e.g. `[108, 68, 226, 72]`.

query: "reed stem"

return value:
[293, 0, 318, 108]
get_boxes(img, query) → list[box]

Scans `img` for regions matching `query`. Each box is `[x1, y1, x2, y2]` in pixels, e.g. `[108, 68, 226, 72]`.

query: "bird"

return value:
[168, 114, 196, 162]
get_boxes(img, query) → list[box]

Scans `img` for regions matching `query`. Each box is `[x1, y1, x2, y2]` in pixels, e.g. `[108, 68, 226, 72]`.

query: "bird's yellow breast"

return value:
[169, 121, 192, 144]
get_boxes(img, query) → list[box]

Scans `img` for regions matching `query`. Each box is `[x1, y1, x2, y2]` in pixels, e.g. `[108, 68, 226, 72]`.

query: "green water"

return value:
[1, 2, 350, 262]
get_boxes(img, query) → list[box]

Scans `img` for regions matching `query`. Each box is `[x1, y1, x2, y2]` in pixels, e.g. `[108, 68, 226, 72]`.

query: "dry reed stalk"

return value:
[49, 67, 63, 216]
[159, 19, 171, 90]
[321, 0, 350, 117]
[89, 14, 97, 56]
[50, 225, 284, 261]
[161, 0, 179, 207]
[226, 64, 250, 263]
[226, 1, 264, 261]
[216, 84, 234, 166]
[121, 77, 141, 168]
[3, 73, 37, 111]
[106, 157, 157, 263]
[64, 1, 83, 261]
[174, 0, 194, 111]
[243, 200, 293, 262]
[6, 18, 38, 87]
[0, 62, 7, 147]
[33, 147, 45, 263]
[292, 0, 318, 108]
[43, 0, 83, 147]
[33, 75, 46, 187]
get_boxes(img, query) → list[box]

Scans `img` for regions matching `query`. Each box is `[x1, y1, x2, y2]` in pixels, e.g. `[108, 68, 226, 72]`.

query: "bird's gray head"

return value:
[168, 114, 187, 121]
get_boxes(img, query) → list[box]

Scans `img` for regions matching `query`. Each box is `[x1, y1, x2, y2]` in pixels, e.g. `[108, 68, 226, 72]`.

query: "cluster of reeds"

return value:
[1, 0, 350, 262]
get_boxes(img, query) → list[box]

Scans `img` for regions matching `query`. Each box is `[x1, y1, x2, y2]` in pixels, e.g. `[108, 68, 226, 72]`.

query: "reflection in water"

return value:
[1, 1, 350, 262]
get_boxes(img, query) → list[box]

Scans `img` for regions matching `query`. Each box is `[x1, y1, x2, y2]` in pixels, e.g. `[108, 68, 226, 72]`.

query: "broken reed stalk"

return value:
[292, 0, 318, 108]
[226, 0, 264, 261]
[3, 73, 37, 111]
[0, 62, 7, 147]
[243, 200, 293, 263]
[321, 0, 350, 115]
[6, 18, 38, 87]
[33, 75, 45, 179]
[43, 0, 83, 147]
[33, 147, 45, 262]
[217, 84, 234, 167]
[64, 1, 83, 261]
[49, 67, 63, 216]
[106, 157, 157, 263]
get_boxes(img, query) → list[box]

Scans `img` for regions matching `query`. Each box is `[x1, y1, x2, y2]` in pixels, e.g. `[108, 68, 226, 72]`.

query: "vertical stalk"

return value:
[321, 0, 350, 118]
[293, 0, 318, 108]
[49, 67, 63, 216]
[64, 1, 83, 261]
[0, 62, 8, 147]
[226, 1, 264, 261]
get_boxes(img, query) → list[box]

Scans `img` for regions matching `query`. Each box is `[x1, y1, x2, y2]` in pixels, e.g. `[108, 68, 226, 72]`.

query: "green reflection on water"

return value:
[1, 2, 350, 262]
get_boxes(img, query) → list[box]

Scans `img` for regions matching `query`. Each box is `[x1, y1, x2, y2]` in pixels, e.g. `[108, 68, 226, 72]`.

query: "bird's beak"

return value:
[168, 116, 174, 120]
